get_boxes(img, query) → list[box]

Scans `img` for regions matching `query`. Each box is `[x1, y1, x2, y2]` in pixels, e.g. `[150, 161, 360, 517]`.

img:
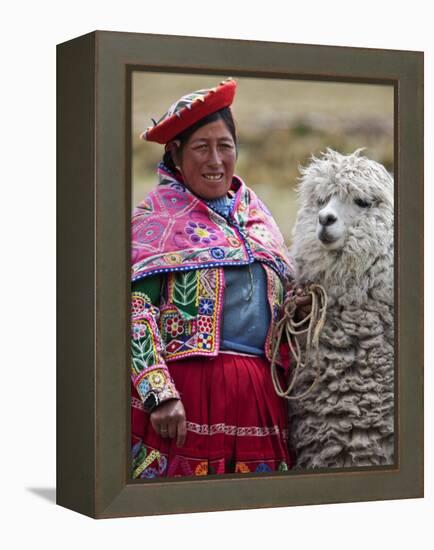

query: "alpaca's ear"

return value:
[324, 147, 338, 159]
[353, 147, 367, 157]
[297, 152, 319, 180]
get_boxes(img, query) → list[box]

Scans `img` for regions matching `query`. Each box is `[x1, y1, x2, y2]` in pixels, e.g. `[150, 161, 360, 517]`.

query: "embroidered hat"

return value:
[140, 78, 237, 144]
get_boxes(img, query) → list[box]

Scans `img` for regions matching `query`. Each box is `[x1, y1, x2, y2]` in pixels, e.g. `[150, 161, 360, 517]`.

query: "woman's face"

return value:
[175, 119, 237, 200]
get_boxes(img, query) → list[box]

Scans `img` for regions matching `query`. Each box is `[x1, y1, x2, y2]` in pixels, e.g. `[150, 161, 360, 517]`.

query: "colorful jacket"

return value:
[131, 164, 294, 408]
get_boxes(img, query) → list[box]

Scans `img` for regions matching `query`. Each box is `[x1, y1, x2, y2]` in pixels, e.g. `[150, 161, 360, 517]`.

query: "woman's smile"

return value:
[202, 173, 224, 181]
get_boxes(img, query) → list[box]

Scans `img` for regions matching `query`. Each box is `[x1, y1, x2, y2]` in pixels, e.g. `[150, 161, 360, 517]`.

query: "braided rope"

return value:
[270, 283, 328, 401]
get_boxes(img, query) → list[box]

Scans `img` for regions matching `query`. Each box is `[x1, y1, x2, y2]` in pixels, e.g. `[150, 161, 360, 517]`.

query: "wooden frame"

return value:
[57, 30, 424, 518]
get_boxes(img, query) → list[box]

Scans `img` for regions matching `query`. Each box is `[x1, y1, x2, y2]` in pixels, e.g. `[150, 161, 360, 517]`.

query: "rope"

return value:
[270, 282, 328, 401]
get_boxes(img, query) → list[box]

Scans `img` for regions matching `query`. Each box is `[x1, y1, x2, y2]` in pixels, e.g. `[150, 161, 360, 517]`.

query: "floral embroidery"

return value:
[194, 461, 209, 476]
[235, 462, 250, 473]
[137, 378, 150, 396]
[197, 315, 213, 333]
[131, 320, 159, 374]
[165, 314, 185, 337]
[132, 321, 148, 341]
[255, 463, 272, 473]
[131, 294, 146, 316]
[148, 370, 166, 389]
[131, 292, 157, 319]
[197, 333, 213, 350]
[166, 253, 183, 264]
[227, 236, 240, 248]
[185, 221, 218, 244]
[210, 247, 225, 259]
[198, 298, 214, 316]
[278, 461, 289, 472]
[135, 220, 165, 244]
[161, 190, 191, 213]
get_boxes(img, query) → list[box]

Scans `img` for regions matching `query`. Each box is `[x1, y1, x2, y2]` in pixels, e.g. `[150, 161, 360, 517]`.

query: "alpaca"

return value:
[289, 148, 394, 469]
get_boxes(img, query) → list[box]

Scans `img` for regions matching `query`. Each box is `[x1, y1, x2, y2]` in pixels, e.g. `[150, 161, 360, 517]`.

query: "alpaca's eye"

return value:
[354, 198, 371, 208]
[317, 197, 327, 207]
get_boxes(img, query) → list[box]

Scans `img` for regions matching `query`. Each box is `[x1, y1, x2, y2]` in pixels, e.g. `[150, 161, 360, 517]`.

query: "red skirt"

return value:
[131, 353, 292, 478]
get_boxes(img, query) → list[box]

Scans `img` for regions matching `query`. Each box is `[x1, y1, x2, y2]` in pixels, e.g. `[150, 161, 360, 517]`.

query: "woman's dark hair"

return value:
[163, 107, 238, 174]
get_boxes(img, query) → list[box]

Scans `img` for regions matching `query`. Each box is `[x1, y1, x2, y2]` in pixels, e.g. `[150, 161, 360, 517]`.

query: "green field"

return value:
[132, 73, 393, 244]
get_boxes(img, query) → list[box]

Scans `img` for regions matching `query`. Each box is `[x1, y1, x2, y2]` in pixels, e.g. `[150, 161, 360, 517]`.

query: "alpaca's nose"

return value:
[319, 212, 337, 226]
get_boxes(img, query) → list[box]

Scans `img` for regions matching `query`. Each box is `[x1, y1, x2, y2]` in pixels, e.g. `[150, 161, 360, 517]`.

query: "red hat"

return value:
[140, 78, 237, 144]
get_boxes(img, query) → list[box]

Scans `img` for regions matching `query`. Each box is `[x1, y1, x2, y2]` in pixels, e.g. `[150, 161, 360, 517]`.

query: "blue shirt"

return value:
[206, 195, 271, 356]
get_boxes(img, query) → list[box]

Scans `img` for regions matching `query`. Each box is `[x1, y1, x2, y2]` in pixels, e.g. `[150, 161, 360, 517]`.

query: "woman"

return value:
[131, 78, 307, 478]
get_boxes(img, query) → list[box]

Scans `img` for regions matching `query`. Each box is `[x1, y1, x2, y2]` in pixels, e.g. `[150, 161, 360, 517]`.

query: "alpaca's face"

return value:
[316, 194, 372, 251]
[292, 151, 394, 284]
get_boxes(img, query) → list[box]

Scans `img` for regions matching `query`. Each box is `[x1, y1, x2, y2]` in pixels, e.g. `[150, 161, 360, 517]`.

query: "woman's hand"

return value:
[294, 287, 312, 321]
[150, 398, 187, 447]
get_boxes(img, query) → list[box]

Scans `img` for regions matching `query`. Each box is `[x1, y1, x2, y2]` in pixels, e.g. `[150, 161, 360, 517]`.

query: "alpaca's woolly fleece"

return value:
[289, 149, 394, 469]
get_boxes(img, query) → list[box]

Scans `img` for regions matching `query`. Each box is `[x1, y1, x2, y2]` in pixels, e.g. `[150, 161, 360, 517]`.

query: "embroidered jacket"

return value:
[131, 164, 294, 408]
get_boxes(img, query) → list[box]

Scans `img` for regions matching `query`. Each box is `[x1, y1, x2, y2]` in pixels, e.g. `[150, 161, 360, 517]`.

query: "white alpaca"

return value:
[289, 148, 394, 469]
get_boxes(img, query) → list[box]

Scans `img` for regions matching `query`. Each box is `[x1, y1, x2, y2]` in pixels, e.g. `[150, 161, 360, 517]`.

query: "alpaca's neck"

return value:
[295, 244, 393, 305]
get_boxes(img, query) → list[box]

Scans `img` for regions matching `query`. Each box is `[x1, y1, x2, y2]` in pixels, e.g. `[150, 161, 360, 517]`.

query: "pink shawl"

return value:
[131, 164, 293, 282]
